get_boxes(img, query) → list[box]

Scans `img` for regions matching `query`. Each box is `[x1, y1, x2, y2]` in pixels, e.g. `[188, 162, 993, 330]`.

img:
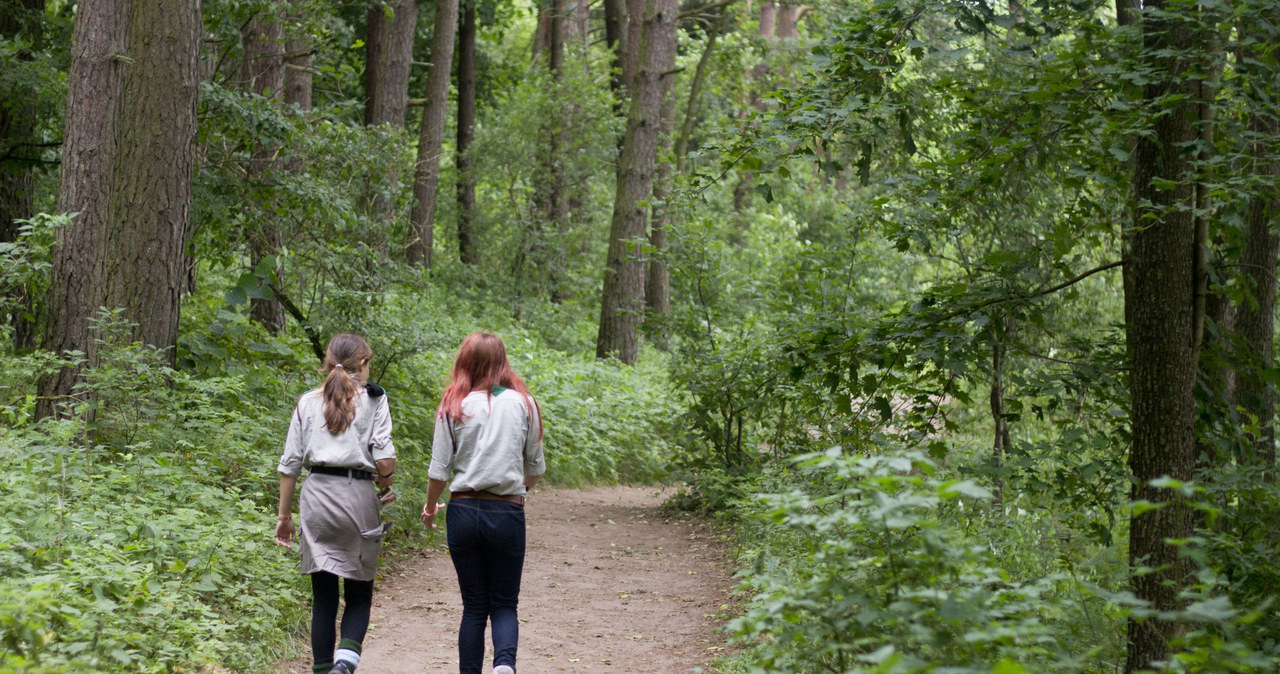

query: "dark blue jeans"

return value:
[446, 498, 526, 674]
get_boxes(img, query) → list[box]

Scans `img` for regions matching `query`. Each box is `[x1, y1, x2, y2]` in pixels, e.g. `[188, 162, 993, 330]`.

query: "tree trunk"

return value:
[990, 338, 1008, 505]
[0, 0, 43, 349]
[620, 0, 645, 93]
[38, 0, 130, 418]
[369, 0, 418, 127]
[759, 1, 777, 38]
[604, 0, 626, 111]
[363, 6, 385, 126]
[241, 12, 287, 333]
[547, 0, 569, 301]
[1234, 110, 1280, 477]
[101, 0, 201, 357]
[644, 77, 677, 344]
[407, 0, 459, 268]
[776, 4, 803, 39]
[1122, 1, 1204, 670]
[675, 25, 719, 173]
[596, 0, 677, 363]
[456, 0, 478, 265]
[284, 2, 313, 112]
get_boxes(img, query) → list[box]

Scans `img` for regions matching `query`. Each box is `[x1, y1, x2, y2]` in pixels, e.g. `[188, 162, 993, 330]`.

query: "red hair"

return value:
[438, 332, 543, 441]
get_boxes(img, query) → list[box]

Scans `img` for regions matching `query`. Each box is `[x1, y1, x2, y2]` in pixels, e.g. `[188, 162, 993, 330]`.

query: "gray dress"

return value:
[279, 386, 396, 581]
[299, 473, 388, 580]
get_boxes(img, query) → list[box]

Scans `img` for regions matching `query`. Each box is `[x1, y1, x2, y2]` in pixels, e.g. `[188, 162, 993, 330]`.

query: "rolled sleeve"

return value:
[369, 395, 396, 461]
[277, 401, 305, 478]
[523, 398, 546, 477]
[428, 411, 456, 482]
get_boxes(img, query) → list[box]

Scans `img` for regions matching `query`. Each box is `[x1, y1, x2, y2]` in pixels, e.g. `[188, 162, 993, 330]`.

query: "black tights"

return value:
[310, 571, 374, 667]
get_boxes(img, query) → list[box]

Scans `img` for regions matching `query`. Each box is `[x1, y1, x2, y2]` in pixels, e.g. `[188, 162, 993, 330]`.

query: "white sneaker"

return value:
[494, 666, 514, 674]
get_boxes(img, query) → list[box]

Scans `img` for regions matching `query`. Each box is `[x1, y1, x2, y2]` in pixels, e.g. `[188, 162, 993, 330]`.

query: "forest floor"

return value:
[280, 486, 737, 674]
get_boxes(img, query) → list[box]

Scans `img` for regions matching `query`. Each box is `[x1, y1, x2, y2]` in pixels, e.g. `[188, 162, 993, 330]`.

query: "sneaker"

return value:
[330, 663, 353, 674]
[494, 666, 514, 674]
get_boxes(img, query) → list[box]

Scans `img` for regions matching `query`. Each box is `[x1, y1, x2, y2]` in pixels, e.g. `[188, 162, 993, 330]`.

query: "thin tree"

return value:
[604, 0, 627, 110]
[407, 0, 459, 267]
[596, 0, 678, 363]
[241, 10, 287, 333]
[38, 0, 129, 417]
[456, 0, 479, 265]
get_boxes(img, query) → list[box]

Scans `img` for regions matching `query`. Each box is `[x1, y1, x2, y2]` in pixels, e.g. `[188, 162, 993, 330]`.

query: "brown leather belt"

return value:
[451, 490, 525, 506]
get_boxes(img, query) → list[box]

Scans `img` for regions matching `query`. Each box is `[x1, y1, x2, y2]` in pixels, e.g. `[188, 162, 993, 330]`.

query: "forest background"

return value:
[1, 0, 1279, 672]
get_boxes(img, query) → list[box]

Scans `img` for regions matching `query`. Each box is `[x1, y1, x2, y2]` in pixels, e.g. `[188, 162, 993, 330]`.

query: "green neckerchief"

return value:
[492, 385, 508, 396]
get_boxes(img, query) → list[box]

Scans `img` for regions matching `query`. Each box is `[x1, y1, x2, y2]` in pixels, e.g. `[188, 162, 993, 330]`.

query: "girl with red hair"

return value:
[422, 332, 546, 674]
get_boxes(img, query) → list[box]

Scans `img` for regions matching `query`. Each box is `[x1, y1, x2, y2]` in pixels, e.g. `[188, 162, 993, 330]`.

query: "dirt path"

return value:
[282, 486, 735, 673]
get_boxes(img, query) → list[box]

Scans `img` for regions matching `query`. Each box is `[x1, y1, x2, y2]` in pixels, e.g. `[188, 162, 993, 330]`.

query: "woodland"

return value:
[1, 0, 1279, 672]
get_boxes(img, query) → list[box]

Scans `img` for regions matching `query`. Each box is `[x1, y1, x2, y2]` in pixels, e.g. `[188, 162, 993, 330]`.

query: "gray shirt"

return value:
[429, 388, 545, 495]
[278, 386, 395, 478]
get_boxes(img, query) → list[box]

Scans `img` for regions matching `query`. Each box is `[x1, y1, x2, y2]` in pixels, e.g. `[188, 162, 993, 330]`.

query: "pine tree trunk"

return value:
[596, 0, 677, 363]
[284, 5, 313, 113]
[241, 11, 287, 333]
[363, 7, 385, 126]
[644, 79, 677, 343]
[1235, 109, 1280, 477]
[38, 0, 130, 417]
[1122, 1, 1204, 669]
[369, 0, 418, 127]
[456, 1, 478, 265]
[759, 2, 778, 38]
[101, 0, 201, 358]
[604, 0, 626, 111]
[407, 0, 459, 267]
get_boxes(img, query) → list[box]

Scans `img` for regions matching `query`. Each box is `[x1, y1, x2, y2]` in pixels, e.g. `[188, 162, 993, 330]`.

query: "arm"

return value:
[420, 478, 450, 529]
[275, 474, 297, 548]
[375, 458, 396, 490]
[523, 474, 540, 492]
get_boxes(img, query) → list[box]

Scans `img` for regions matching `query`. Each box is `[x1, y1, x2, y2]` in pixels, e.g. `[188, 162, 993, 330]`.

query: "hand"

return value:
[379, 488, 397, 506]
[375, 473, 394, 490]
[274, 518, 296, 549]
[420, 501, 441, 529]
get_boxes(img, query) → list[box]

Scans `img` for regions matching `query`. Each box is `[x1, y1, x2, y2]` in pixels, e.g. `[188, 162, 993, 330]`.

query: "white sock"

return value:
[335, 648, 360, 670]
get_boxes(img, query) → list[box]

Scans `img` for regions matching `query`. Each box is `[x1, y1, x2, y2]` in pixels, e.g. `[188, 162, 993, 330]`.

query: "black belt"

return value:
[309, 465, 375, 480]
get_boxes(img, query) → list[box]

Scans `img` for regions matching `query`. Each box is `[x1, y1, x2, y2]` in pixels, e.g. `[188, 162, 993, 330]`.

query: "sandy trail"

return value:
[282, 486, 735, 673]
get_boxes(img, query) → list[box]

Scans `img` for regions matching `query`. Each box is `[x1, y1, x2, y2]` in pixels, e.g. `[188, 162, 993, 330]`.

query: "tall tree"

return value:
[407, 0, 459, 267]
[284, 0, 314, 112]
[100, 0, 202, 357]
[39, 0, 129, 417]
[455, 0, 479, 265]
[0, 0, 45, 349]
[240, 10, 287, 333]
[363, 5, 385, 125]
[1121, 1, 1211, 669]
[367, 0, 418, 127]
[603, 0, 626, 109]
[596, 0, 677, 362]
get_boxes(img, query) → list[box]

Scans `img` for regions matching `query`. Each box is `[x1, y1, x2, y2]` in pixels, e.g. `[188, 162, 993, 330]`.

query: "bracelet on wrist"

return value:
[277, 515, 292, 521]
[378, 472, 394, 479]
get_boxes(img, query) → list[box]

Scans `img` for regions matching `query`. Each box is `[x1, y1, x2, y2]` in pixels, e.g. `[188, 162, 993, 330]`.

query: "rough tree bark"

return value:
[1234, 104, 1280, 477]
[100, 0, 201, 358]
[283, 1, 313, 112]
[456, 0, 479, 265]
[1122, 1, 1205, 670]
[240, 11, 287, 333]
[368, 0, 418, 127]
[38, 0, 130, 417]
[759, 1, 778, 38]
[407, 0, 459, 267]
[644, 77, 677, 343]
[596, 0, 678, 363]
[363, 6, 385, 125]
[604, 0, 627, 111]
